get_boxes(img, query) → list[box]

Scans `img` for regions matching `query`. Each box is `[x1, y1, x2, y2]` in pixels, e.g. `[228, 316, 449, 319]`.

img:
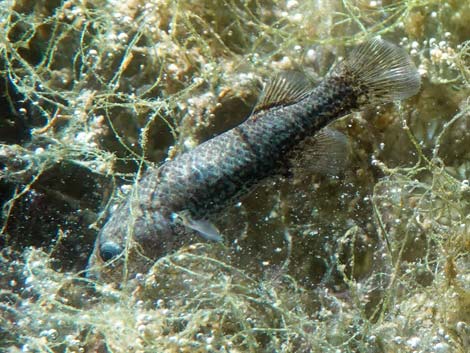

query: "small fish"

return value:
[87, 39, 420, 280]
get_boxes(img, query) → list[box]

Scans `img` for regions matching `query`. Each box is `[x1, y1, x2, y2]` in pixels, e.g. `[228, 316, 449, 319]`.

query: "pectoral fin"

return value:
[174, 212, 223, 242]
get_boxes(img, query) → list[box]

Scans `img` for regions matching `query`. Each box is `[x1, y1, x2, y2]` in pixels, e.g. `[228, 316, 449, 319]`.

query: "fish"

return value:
[87, 38, 421, 281]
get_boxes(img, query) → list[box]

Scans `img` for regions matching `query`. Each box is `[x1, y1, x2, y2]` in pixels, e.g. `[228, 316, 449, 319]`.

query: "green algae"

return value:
[1, 0, 470, 352]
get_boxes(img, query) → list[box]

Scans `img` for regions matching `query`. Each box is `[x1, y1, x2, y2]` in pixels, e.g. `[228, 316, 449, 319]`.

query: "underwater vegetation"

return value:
[0, 0, 470, 352]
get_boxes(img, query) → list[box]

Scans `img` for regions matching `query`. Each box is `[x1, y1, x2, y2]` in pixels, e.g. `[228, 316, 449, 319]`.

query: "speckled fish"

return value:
[87, 39, 421, 280]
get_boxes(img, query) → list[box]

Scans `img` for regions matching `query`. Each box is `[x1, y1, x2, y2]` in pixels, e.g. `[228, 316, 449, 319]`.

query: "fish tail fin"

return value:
[339, 38, 421, 106]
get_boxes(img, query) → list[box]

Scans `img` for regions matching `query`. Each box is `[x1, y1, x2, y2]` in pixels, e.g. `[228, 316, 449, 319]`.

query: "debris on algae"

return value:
[1, 0, 470, 352]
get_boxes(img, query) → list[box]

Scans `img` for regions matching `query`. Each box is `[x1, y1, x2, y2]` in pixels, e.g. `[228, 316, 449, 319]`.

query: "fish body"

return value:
[88, 39, 420, 280]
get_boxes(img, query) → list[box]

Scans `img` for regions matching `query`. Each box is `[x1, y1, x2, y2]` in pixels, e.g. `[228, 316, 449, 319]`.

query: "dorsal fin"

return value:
[253, 71, 313, 114]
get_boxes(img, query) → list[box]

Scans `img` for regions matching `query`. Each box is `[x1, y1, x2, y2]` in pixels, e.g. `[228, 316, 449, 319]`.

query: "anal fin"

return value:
[291, 127, 350, 177]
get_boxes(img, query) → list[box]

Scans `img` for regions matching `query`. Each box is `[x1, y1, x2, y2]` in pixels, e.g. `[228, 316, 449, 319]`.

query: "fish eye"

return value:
[99, 242, 123, 262]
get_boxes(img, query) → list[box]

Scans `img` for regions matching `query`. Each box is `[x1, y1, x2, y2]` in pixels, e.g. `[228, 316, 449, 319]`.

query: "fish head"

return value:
[86, 202, 176, 282]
